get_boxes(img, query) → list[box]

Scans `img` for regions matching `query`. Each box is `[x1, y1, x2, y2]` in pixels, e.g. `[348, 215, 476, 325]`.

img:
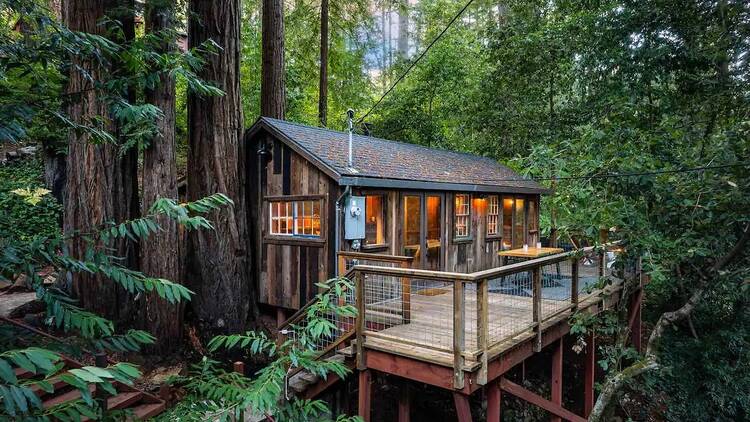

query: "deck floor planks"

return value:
[363, 290, 571, 354]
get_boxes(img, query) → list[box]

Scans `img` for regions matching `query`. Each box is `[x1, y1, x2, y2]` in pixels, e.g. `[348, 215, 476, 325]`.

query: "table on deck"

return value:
[499, 247, 564, 265]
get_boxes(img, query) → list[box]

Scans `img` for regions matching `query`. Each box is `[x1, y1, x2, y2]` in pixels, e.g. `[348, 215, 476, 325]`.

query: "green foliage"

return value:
[0, 0, 223, 152]
[161, 277, 361, 422]
[0, 346, 141, 419]
[0, 158, 62, 241]
[368, 0, 749, 418]
[239, 0, 373, 130]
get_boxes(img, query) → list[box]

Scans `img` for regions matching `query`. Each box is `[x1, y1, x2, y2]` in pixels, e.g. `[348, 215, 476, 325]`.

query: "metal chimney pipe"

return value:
[347, 109, 354, 168]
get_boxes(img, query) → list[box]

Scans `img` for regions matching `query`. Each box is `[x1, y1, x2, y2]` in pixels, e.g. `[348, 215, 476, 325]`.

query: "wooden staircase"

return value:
[13, 356, 165, 420]
[287, 346, 356, 399]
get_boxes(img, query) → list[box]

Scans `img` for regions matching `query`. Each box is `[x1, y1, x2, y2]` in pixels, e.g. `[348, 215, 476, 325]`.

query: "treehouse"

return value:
[246, 117, 641, 422]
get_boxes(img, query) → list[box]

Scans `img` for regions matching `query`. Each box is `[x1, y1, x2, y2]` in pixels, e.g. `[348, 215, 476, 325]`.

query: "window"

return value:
[487, 195, 500, 236]
[454, 194, 470, 238]
[269, 199, 322, 237]
[365, 195, 385, 246]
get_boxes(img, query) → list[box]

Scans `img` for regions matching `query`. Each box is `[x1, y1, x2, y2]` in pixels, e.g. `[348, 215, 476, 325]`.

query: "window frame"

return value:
[486, 194, 502, 239]
[264, 194, 326, 245]
[362, 193, 388, 250]
[453, 193, 472, 241]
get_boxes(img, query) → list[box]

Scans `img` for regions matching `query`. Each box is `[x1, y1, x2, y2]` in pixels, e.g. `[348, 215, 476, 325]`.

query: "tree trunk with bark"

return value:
[397, 2, 408, 59]
[187, 0, 250, 334]
[62, 0, 139, 321]
[318, 0, 328, 127]
[261, 0, 285, 118]
[141, 0, 181, 353]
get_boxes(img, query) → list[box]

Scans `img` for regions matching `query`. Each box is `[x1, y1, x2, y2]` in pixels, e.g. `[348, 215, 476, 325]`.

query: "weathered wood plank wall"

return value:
[259, 136, 337, 309]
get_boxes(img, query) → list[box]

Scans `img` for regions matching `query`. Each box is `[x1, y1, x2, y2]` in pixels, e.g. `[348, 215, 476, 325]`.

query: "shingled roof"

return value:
[249, 117, 549, 194]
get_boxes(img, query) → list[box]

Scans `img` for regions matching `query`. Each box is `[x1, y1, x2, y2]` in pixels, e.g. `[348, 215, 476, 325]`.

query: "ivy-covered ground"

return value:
[0, 156, 61, 242]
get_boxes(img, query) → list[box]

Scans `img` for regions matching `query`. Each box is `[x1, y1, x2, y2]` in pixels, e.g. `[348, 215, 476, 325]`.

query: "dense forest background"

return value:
[0, 0, 748, 420]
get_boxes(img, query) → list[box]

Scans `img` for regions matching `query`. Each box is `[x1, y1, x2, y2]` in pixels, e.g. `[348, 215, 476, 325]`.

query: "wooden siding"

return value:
[259, 137, 337, 309]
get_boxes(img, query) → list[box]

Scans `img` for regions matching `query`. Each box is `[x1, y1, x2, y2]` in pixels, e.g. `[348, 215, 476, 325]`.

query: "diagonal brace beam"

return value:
[499, 378, 586, 422]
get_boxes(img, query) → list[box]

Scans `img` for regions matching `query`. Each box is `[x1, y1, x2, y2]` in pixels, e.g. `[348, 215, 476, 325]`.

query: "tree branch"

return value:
[589, 224, 750, 421]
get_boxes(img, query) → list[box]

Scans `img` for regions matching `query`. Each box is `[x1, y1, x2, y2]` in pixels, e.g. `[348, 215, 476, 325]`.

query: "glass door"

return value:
[402, 193, 443, 270]
[403, 195, 422, 265]
[424, 195, 442, 271]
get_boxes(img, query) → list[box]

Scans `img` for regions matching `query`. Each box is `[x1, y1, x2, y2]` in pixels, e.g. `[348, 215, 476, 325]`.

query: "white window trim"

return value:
[269, 200, 322, 238]
[454, 194, 471, 239]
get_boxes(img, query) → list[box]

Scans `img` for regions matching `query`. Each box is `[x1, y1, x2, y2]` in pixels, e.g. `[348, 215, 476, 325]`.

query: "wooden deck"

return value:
[367, 290, 570, 353]
[346, 244, 626, 390]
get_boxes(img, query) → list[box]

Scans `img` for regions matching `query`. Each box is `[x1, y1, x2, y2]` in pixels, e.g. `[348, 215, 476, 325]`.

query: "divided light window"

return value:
[269, 200, 322, 237]
[365, 195, 385, 246]
[454, 194, 470, 238]
[487, 195, 500, 236]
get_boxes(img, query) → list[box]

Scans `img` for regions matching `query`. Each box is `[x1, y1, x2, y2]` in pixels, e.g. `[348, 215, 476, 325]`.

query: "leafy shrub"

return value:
[0, 157, 62, 241]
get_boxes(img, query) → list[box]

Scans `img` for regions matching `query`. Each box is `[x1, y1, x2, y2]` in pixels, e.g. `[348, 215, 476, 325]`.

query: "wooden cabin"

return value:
[246, 118, 639, 421]
[247, 117, 549, 313]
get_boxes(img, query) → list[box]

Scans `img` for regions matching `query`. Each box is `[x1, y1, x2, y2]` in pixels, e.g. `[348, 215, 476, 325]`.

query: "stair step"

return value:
[336, 345, 355, 357]
[299, 371, 319, 384]
[108, 391, 143, 410]
[30, 376, 68, 396]
[14, 367, 34, 379]
[128, 402, 166, 420]
[325, 354, 345, 364]
[42, 385, 95, 408]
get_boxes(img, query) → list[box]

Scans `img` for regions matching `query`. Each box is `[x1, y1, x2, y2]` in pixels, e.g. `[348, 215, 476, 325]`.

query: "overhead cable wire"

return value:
[455, 163, 749, 184]
[356, 0, 477, 124]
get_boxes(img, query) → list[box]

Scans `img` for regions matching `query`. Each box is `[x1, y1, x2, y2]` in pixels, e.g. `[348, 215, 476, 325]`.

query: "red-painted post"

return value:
[358, 369, 372, 422]
[551, 338, 563, 422]
[453, 392, 473, 422]
[398, 381, 410, 422]
[584, 333, 596, 418]
[487, 380, 502, 422]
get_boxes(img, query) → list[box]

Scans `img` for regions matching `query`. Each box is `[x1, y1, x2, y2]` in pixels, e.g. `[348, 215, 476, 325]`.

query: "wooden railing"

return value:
[276, 252, 414, 377]
[350, 244, 626, 389]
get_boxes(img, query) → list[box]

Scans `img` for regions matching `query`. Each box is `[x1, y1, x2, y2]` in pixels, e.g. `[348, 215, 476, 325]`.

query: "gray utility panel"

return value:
[344, 195, 365, 240]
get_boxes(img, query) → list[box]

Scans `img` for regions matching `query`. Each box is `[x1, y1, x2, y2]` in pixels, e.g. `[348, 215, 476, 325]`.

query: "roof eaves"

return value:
[339, 176, 552, 195]
[247, 117, 343, 182]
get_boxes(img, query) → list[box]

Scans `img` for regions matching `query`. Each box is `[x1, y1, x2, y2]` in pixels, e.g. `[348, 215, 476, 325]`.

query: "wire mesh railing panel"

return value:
[285, 289, 356, 355]
[486, 270, 535, 345]
[540, 259, 573, 319]
[362, 273, 455, 352]
[578, 249, 604, 301]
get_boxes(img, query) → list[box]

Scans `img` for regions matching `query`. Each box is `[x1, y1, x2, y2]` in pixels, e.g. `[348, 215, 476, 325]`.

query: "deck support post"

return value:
[401, 261, 412, 323]
[486, 380, 502, 422]
[584, 333, 596, 418]
[355, 272, 366, 370]
[358, 369, 372, 422]
[477, 278, 489, 385]
[453, 392, 473, 422]
[570, 257, 579, 311]
[532, 267, 542, 352]
[551, 338, 563, 422]
[628, 288, 643, 353]
[398, 381, 410, 422]
[453, 281, 466, 389]
[499, 378, 586, 422]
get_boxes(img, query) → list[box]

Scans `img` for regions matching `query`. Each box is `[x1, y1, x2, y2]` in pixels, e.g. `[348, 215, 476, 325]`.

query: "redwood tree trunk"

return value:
[261, 0, 285, 118]
[141, 0, 181, 353]
[318, 0, 328, 127]
[62, 0, 139, 321]
[187, 0, 249, 334]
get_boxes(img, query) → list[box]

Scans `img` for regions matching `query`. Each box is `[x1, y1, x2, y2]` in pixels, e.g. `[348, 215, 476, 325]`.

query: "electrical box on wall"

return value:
[344, 196, 365, 240]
